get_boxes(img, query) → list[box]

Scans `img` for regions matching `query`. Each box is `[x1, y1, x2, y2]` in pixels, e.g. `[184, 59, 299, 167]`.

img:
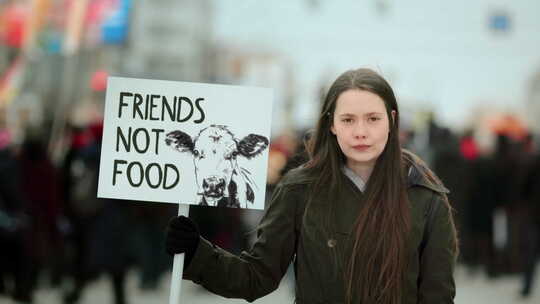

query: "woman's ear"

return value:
[329, 113, 336, 135]
[391, 110, 396, 125]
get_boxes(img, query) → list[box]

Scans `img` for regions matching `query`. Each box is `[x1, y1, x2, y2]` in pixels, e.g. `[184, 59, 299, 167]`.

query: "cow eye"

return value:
[193, 150, 205, 160]
[225, 151, 237, 160]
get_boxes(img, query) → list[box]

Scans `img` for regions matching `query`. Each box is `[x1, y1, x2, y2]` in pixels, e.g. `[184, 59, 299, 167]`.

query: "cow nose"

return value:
[202, 176, 226, 197]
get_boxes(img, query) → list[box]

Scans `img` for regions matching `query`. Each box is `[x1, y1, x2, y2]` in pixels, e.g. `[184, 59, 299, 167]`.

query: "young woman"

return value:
[165, 68, 459, 304]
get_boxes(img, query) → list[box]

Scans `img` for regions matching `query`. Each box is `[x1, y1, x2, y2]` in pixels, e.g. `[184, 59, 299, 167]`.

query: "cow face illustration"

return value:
[165, 124, 268, 207]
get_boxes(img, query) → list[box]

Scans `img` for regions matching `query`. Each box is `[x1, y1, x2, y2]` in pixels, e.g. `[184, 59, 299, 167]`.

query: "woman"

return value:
[166, 68, 459, 303]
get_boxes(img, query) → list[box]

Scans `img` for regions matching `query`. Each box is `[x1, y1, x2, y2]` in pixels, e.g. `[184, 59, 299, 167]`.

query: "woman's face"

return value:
[330, 89, 393, 171]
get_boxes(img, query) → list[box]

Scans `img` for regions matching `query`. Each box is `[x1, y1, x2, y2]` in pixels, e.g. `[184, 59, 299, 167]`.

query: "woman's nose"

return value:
[353, 122, 367, 139]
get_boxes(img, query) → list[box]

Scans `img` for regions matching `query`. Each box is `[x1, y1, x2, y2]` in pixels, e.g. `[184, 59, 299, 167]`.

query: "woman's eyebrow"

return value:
[337, 112, 384, 116]
[364, 112, 384, 116]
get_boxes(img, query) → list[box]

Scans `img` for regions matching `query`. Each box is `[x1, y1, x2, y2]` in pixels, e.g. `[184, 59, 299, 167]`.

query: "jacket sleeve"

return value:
[183, 181, 300, 302]
[418, 193, 457, 304]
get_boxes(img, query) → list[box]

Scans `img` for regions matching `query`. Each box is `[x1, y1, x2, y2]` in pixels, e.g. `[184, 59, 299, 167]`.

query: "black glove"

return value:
[165, 215, 200, 267]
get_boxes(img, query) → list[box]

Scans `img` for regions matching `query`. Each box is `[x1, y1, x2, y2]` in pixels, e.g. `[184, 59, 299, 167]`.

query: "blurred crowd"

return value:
[1, 110, 540, 304]
[422, 119, 540, 300]
[0, 119, 180, 304]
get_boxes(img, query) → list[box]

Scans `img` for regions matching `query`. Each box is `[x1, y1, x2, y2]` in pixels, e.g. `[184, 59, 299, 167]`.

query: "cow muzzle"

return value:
[202, 176, 226, 198]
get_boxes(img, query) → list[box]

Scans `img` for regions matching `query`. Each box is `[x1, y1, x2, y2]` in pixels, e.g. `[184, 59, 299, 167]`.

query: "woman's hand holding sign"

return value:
[166, 216, 201, 268]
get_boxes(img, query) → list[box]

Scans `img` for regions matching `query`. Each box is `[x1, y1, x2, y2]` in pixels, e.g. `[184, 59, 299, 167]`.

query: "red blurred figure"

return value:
[460, 132, 479, 161]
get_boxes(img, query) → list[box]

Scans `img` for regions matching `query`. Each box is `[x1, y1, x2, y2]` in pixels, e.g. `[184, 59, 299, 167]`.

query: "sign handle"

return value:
[169, 203, 190, 304]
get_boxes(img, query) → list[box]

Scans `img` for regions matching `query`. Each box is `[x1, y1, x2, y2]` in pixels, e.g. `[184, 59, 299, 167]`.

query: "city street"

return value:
[1, 265, 538, 304]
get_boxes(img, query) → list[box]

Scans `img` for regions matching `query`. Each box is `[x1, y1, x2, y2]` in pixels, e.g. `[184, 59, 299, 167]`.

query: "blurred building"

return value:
[0, 0, 217, 157]
[526, 68, 540, 134]
[123, 0, 214, 82]
[211, 45, 297, 136]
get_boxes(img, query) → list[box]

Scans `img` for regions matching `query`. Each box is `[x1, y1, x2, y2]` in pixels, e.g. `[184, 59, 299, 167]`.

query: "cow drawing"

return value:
[165, 124, 269, 208]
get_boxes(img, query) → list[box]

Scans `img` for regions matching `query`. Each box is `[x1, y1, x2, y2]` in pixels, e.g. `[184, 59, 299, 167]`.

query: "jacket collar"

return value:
[406, 161, 450, 194]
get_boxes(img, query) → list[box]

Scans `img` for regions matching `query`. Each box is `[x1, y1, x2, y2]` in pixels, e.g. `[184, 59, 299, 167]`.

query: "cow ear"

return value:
[165, 130, 194, 153]
[237, 134, 269, 159]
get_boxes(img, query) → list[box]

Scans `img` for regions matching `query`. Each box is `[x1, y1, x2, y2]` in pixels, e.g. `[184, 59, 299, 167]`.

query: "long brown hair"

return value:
[305, 68, 410, 303]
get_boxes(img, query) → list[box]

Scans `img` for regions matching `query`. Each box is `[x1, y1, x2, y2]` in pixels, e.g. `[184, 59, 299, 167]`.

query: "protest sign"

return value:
[98, 77, 273, 210]
[98, 77, 273, 303]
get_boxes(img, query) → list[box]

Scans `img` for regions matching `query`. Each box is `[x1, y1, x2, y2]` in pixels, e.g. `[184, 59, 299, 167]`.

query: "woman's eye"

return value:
[368, 117, 381, 122]
[342, 118, 353, 124]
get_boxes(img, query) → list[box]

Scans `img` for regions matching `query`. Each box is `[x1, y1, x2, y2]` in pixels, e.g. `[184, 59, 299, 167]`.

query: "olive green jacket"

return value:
[184, 163, 457, 303]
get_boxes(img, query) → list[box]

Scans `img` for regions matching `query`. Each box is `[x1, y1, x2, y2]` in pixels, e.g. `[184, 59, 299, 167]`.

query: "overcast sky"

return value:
[212, 0, 540, 131]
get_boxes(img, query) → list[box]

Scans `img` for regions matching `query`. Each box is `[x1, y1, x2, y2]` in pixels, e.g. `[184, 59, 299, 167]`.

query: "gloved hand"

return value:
[165, 215, 201, 267]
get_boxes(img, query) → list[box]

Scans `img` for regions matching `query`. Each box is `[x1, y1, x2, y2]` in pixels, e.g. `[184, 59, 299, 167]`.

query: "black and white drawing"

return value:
[165, 124, 269, 208]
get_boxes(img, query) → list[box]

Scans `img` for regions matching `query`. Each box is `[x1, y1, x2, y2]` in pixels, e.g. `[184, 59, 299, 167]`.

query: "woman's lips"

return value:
[353, 144, 370, 151]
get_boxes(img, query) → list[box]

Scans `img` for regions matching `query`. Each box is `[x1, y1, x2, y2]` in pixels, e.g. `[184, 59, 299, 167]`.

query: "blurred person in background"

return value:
[456, 131, 487, 271]
[462, 134, 503, 278]
[165, 68, 458, 303]
[61, 122, 133, 304]
[131, 203, 174, 291]
[18, 129, 65, 290]
[431, 128, 468, 259]
[61, 123, 96, 303]
[490, 134, 527, 276]
[517, 134, 540, 298]
[0, 125, 34, 303]
[463, 132, 530, 278]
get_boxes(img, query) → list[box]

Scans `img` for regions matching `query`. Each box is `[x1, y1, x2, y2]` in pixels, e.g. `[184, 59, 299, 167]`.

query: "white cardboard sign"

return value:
[98, 77, 273, 210]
